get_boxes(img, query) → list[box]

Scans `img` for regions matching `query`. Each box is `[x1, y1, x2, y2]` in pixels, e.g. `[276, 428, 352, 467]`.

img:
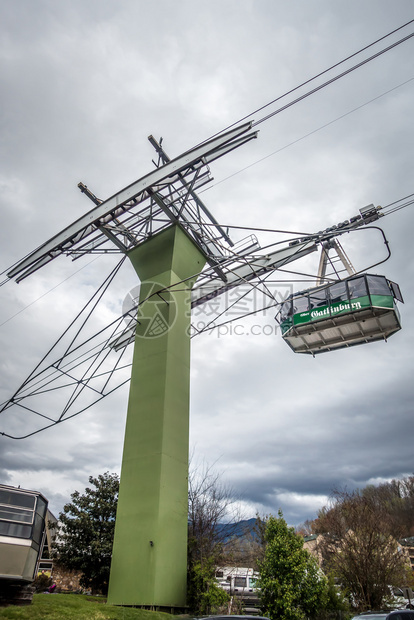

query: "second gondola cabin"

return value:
[276, 273, 403, 355]
[0, 485, 48, 585]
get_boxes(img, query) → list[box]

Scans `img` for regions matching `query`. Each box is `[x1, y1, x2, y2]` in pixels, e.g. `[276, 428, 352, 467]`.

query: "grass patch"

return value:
[0, 593, 178, 620]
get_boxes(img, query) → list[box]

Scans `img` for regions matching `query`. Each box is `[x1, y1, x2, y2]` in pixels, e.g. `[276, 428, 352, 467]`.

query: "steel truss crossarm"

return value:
[191, 239, 318, 307]
[7, 122, 257, 282]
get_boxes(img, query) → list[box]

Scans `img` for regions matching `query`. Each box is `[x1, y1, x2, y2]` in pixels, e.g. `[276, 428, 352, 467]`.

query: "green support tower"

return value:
[4, 123, 258, 608]
[107, 225, 205, 608]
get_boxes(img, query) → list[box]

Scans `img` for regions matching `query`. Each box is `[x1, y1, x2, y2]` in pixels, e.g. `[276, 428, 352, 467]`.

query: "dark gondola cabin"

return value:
[277, 273, 403, 355]
[0, 485, 48, 584]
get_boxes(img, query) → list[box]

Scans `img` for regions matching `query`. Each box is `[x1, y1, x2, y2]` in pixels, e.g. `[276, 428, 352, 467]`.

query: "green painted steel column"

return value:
[107, 225, 205, 607]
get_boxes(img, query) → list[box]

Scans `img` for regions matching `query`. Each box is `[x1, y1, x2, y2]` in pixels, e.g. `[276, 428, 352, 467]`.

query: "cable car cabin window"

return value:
[35, 496, 47, 519]
[0, 505, 33, 524]
[0, 489, 35, 510]
[234, 577, 247, 588]
[366, 275, 391, 296]
[32, 512, 44, 546]
[293, 295, 309, 314]
[309, 288, 327, 309]
[390, 280, 404, 303]
[0, 520, 32, 539]
[347, 276, 368, 299]
[328, 281, 348, 304]
[280, 299, 293, 322]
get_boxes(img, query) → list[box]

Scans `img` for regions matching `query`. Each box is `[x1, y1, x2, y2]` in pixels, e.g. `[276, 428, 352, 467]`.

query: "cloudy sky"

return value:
[0, 0, 413, 526]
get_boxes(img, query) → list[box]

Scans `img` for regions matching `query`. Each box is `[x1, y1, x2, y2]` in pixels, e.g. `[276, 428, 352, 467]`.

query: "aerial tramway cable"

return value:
[197, 19, 414, 143]
[1, 21, 413, 438]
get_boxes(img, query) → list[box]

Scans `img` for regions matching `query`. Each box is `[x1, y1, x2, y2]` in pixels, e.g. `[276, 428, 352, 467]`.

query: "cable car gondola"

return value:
[0, 484, 48, 603]
[276, 273, 403, 355]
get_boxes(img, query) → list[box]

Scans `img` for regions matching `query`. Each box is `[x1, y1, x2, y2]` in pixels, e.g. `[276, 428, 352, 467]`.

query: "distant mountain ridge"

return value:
[216, 517, 258, 541]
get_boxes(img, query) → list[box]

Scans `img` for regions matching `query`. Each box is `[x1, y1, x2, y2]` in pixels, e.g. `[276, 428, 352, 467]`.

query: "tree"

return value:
[187, 461, 242, 613]
[295, 519, 317, 537]
[258, 511, 329, 620]
[188, 460, 243, 567]
[361, 475, 414, 538]
[315, 488, 412, 611]
[53, 472, 119, 595]
[187, 558, 230, 615]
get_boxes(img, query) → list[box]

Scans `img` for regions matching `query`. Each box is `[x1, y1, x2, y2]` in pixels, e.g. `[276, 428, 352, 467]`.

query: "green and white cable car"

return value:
[277, 272, 403, 355]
